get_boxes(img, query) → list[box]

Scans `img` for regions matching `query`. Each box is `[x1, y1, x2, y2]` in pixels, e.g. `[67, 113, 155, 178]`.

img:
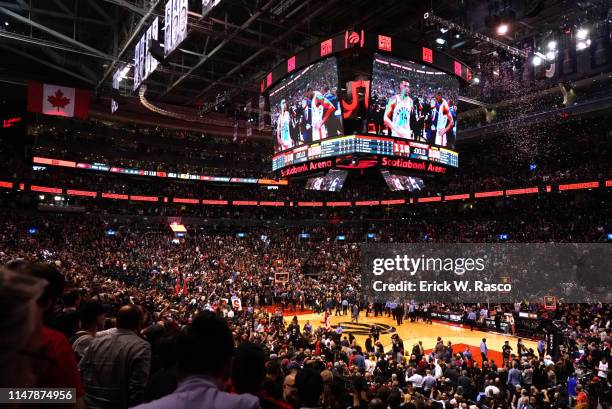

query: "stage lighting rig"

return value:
[424, 12, 528, 59]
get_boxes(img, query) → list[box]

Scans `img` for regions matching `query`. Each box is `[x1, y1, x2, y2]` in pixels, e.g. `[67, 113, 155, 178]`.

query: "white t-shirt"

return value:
[598, 361, 608, 378]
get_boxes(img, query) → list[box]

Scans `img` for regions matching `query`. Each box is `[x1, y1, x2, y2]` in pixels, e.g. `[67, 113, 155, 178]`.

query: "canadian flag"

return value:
[27, 81, 90, 118]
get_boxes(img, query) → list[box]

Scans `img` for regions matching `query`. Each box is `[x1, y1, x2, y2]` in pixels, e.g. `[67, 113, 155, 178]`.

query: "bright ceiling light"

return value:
[576, 40, 591, 51]
[435, 38, 446, 45]
[547, 41, 557, 50]
[546, 51, 556, 60]
[497, 23, 509, 35]
[576, 28, 589, 40]
[440, 27, 449, 33]
[532, 55, 543, 66]
[473, 77, 480, 84]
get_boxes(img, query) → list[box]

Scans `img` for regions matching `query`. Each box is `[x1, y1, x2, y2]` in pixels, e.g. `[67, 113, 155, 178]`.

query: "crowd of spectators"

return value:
[1, 208, 610, 409]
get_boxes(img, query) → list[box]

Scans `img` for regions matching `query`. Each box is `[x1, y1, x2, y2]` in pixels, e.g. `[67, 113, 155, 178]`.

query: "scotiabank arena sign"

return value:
[381, 157, 447, 174]
[280, 159, 335, 177]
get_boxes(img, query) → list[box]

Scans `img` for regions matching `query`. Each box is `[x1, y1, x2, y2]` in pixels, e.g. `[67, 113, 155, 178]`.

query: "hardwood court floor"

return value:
[295, 311, 537, 362]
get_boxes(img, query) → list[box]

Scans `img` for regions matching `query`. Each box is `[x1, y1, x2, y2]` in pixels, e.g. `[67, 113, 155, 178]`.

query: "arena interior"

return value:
[0, 0, 611, 408]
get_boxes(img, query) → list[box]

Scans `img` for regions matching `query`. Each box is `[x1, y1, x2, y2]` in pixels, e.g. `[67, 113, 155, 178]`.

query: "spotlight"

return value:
[435, 38, 446, 45]
[532, 55, 543, 66]
[546, 51, 556, 60]
[576, 40, 590, 51]
[473, 77, 480, 84]
[497, 23, 509, 35]
[440, 27, 449, 33]
[547, 41, 557, 50]
[576, 28, 589, 40]
[455, 34, 460, 39]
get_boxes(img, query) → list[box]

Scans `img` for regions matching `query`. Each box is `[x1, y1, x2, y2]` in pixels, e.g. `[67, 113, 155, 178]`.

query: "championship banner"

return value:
[27, 81, 90, 119]
[164, 0, 188, 57]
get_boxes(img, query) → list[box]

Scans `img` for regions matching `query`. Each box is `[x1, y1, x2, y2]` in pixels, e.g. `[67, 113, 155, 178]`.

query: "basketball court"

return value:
[293, 311, 538, 364]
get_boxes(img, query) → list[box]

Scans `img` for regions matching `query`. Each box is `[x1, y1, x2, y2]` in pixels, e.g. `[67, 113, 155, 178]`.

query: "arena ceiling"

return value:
[0, 0, 604, 111]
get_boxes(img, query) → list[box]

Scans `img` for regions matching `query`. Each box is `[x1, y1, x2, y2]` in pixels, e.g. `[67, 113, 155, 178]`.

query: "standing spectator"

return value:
[10, 262, 86, 408]
[597, 357, 608, 381]
[71, 301, 106, 362]
[480, 338, 488, 363]
[0, 267, 46, 389]
[507, 362, 522, 388]
[467, 310, 477, 331]
[133, 311, 259, 409]
[575, 384, 589, 407]
[282, 372, 299, 409]
[295, 368, 323, 409]
[232, 342, 290, 409]
[502, 340, 513, 364]
[351, 303, 359, 323]
[80, 304, 151, 409]
[422, 369, 437, 394]
[537, 339, 546, 359]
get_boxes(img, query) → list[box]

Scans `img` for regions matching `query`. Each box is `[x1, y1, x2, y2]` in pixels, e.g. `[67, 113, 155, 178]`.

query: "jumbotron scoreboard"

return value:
[262, 30, 470, 179]
[272, 134, 459, 176]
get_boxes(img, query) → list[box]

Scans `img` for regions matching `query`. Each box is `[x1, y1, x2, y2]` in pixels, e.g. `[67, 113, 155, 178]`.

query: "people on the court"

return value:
[370, 325, 381, 343]
[466, 309, 478, 331]
[351, 303, 359, 323]
[480, 338, 488, 363]
[502, 340, 513, 364]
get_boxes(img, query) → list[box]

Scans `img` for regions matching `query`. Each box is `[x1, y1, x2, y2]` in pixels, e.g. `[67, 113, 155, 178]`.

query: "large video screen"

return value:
[381, 170, 424, 192]
[368, 54, 459, 148]
[269, 57, 344, 154]
[305, 169, 347, 191]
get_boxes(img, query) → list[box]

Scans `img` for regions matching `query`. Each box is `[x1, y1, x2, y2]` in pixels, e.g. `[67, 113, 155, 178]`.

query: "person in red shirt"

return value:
[8, 261, 86, 409]
[0, 268, 46, 389]
[575, 384, 589, 406]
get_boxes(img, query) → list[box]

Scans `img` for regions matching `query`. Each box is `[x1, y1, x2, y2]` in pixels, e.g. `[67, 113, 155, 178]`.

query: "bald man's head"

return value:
[117, 304, 143, 331]
[283, 372, 299, 405]
[320, 369, 333, 385]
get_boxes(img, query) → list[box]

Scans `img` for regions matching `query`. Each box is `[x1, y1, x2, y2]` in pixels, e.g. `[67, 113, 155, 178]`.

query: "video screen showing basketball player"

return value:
[276, 99, 292, 151]
[368, 54, 459, 148]
[383, 79, 416, 139]
[269, 58, 344, 153]
[432, 91, 454, 147]
[306, 88, 338, 142]
[305, 170, 347, 191]
[381, 170, 424, 192]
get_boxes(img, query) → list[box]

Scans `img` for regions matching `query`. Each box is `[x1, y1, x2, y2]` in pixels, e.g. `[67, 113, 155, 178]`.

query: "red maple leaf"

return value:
[47, 89, 70, 111]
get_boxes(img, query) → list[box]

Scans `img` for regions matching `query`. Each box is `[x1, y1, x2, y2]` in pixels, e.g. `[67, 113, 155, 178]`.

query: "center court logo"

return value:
[336, 322, 396, 336]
